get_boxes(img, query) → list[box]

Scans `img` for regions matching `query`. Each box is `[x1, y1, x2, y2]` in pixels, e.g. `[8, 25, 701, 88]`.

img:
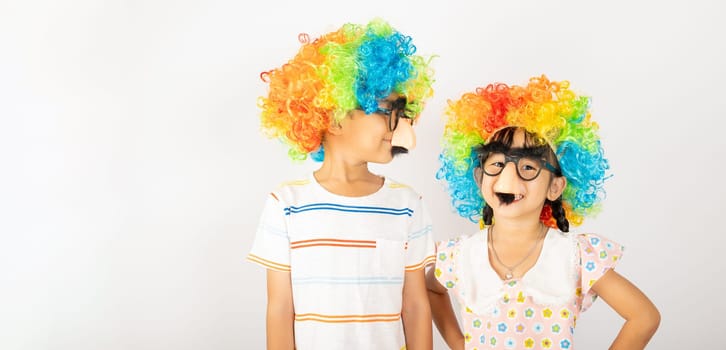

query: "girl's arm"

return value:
[591, 270, 661, 350]
[425, 267, 464, 350]
[401, 268, 433, 350]
[266, 269, 295, 350]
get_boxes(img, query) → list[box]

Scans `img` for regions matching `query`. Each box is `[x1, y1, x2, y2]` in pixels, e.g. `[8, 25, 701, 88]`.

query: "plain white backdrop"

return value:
[1, 0, 725, 349]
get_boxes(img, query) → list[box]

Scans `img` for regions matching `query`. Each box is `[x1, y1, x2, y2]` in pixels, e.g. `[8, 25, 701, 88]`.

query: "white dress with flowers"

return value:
[434, 229, 623, 349]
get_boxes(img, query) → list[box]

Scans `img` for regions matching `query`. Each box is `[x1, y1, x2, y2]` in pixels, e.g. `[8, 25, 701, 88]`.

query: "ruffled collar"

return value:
[454, 228, 578, 314]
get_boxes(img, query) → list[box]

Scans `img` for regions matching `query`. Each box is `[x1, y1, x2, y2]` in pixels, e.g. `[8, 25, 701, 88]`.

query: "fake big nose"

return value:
[391, 119, 416, 150]
[493, 162, 523, 193]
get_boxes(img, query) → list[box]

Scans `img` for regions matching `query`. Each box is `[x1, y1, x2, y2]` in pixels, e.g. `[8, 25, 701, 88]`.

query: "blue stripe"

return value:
[284, 203, 413, 217]
[292, 276, 404, 285]
[409, 225, 432, 240]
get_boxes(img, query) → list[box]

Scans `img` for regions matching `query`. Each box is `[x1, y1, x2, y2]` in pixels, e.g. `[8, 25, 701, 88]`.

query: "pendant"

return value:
[505, 272, 513, 280]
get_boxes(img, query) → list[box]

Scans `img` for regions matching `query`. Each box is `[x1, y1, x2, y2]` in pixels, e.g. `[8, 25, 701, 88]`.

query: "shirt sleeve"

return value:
[433, 238, 459, 292]
[577, 233, 624, 312]
[246, 193, 291, 272]
[404, 196, 435, 271]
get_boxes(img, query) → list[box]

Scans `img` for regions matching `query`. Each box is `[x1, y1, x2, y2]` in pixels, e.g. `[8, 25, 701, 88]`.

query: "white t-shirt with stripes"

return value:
[247, 174, 435, 349]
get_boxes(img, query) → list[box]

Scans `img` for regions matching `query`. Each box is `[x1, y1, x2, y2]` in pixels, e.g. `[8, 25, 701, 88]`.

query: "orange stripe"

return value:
[291, 243, 376, 249]
[296, 313, 400, 318]
[269, 192, 279, 201]
[405, 255, 436, 271]
[246, 254, 290, 271]
[295, 317, 400, 323]
[291, 238, 377, 245]
[294, 313, 401, 323]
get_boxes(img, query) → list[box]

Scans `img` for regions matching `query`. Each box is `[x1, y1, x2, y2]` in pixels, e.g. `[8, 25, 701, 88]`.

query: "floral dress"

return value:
[434, 229, 623, 349]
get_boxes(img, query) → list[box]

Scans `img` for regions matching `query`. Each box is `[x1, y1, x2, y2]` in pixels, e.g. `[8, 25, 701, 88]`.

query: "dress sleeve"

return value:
[246, 193, 291, 272]
[404, 196, 435, 271]
[433, 238, 460, 292]
[576, 233, 624, 312]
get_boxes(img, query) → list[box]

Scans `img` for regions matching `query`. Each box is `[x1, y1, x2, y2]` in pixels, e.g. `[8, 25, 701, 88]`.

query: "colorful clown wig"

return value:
[258, 19, 435, 161]
[436, 75, 609, 229]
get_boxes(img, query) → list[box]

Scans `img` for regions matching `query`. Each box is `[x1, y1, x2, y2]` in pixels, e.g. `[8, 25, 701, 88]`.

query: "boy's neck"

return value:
[313, 159, 384, 197]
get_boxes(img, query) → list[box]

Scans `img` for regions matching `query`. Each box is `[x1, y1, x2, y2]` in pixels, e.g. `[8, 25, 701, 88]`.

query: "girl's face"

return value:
[478, 129, 566, 222]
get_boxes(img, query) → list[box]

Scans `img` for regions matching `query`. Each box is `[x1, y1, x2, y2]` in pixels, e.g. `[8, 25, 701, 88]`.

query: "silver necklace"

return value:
[488, 224, 546, 280]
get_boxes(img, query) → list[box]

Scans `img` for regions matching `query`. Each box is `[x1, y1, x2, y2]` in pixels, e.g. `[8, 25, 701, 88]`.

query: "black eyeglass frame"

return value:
[355, 97, 411, 132]
[477, 152, 561, 182]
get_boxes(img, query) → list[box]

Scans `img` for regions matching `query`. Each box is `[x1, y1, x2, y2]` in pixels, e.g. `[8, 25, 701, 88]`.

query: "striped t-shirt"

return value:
[247, 174, 435, 349]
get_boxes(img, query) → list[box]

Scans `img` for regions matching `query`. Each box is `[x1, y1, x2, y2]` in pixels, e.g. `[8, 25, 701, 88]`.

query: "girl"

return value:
[427, 75, 660, 349]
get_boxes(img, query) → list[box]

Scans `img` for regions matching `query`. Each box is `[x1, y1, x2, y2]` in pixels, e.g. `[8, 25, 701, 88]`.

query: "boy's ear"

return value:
[547, 176, 567, 201]
[327, 119, 344, 135]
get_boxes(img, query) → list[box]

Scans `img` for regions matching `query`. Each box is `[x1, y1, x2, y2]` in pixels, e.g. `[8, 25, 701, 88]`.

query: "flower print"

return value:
[590, 237, 600, 246]
[541, 338, 553, 349]
[434, 268, 442, 278]
[507, 309, 517, 319]
[497, 322, 508, 333]
[533, 323, 543, 333]
[491, 307, 500, 317]
[560, 339, 572, 349]
[438, 252, 447, 261]
[480, 335, 487, 344]
[575, 287, 582, 297]
[503, 293, 510, 303]
[524, 338, 535, 348]
[599, 250, 607, 260]
[473, 319, 482, 328]
[551, 324, 561, 333]
[585, 261, 596, 272]
[507, 280, 517, 288]
[446, 281, 455, 288]
[447, 240, 455, 247]
[515, 323, 525, 333]
[606, 242, 613, 249]
[466, 307, 473, 313]
[516, 291, 525, 303]
[505, 338, 515, 348]
[490, 337, 497, 346]
[560, 308, 571, 319]
[464, 333, 472, 343]
[542, 308, 553, 318]
[524, 308, 535, 319]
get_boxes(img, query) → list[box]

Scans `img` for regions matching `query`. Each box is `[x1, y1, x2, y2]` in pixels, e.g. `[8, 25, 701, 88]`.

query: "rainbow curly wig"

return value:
[258, 18, 435, 161]
[436, 75, 609, 229]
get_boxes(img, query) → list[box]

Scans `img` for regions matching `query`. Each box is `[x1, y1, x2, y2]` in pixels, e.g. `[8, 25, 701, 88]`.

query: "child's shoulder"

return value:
[267, 175, 316, 202]
[436, 230, 485, 251]
[571, 232, 623, 250]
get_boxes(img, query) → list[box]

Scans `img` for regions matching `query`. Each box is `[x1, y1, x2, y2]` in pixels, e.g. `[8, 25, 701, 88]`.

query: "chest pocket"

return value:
[374, 239, 407, 279]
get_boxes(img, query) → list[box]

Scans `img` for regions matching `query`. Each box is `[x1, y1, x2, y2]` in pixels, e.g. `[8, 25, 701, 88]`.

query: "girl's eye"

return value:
[491, 161, 505, 168]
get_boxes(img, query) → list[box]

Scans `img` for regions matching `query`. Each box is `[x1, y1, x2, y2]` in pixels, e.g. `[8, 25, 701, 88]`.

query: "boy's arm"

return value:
[425, 267, 464, 350]
[401, 268, 433, 350]
[266, 269, 295, 350]
[591, 270, 660, 350]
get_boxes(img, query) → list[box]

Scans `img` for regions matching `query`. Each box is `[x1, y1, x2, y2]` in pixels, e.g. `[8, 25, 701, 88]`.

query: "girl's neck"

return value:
[490, 217, 544, 243]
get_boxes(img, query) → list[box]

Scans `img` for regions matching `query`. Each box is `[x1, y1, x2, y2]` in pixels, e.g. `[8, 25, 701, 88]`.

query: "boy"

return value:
[246, 19, 436, 349]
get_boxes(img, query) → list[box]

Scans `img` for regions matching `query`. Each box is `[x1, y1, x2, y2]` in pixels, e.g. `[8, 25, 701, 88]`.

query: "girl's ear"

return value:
[547, 176, 567, 201]
[473, 167, 484, 190]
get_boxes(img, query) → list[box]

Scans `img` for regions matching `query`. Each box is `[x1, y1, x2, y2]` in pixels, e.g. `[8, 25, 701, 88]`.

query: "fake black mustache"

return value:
[391, 146, 409, 156]
[496, 193, 515, 204]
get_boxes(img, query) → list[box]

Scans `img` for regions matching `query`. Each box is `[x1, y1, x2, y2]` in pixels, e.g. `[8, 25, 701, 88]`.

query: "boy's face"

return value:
[478, 129, 565, 221]
[336, 93, 416, 164]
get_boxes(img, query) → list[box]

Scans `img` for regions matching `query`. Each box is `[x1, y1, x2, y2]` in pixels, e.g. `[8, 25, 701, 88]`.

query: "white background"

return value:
[1, 0, 725, 349]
